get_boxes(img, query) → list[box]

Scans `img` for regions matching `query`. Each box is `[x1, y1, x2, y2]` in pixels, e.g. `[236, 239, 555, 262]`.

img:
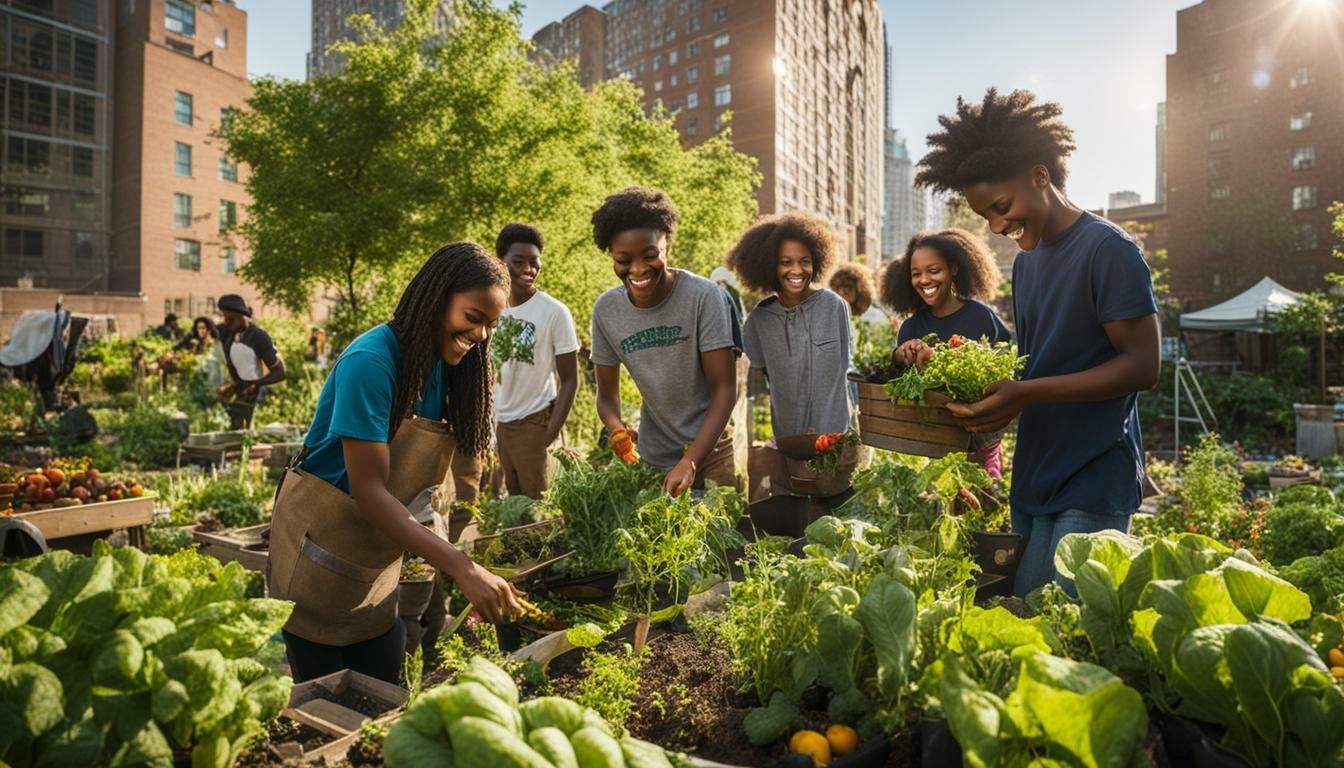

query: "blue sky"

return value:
[240, 0, 1198, 211]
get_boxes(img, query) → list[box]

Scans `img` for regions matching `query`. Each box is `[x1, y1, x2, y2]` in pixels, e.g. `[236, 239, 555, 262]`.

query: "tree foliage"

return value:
[219, 0, 760, 342]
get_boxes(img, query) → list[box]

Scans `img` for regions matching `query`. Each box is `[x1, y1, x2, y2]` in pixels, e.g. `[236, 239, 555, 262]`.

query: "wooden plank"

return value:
[858, 397, 961, 426]
[859, 414, 970, 447]
[859, 429, 963, 459]
[15, 496, 155, 539]
[296, 699, 367, 734]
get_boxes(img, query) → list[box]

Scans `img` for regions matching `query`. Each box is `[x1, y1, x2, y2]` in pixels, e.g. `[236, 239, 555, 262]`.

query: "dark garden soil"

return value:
[331, 688, 393, 718]
[236, 718, 333, 767]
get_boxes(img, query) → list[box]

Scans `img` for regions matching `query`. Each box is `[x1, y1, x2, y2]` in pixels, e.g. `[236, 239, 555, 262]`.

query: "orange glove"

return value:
[611, 429, 639, 465]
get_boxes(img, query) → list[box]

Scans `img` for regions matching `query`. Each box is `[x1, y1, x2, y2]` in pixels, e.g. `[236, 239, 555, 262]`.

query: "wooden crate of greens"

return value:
[854, 380, 970, 458]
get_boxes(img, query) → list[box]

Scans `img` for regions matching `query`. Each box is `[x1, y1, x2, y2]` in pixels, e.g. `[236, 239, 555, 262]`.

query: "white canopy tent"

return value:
[1179, 276, 1302, 333]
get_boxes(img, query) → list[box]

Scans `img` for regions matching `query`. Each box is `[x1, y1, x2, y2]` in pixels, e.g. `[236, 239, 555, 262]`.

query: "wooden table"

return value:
[13, 495, 155, 549]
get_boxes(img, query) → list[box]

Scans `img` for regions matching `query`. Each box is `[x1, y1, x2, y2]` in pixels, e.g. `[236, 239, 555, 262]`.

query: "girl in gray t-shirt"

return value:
[728, 212, 855, 463]
[588, 187, 740, 496]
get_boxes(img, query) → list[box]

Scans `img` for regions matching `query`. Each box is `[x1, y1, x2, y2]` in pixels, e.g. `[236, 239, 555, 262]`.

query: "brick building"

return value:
[531, 4, 607, 88]
[109, 0, 261, 322]
[1165, 0, 1344, 306]
[533, 0, 885, 259]
[1, 0, 114, 292]
[309, 0, 453, 77]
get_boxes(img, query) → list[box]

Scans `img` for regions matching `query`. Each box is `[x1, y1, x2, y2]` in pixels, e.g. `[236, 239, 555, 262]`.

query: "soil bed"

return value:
[236, 718, 332, 767]
[331, 688, 392, 718]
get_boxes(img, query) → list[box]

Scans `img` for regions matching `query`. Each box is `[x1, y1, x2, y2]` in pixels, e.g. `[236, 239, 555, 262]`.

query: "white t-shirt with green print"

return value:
[492, 290, 579, 423]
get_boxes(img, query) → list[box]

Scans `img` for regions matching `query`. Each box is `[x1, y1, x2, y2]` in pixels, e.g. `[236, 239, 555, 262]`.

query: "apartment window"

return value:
[71, 0, 98, 27]
[714, 113, 723, 132]
[71, 146, 93, 177]
[670, 73, 679, 87]
[686, 15, 700, 33]
[654, 79, 663, 92]
[687, 116, 698, 136]
[10, 81, 52, 129]
[714, 54, 731, 76]
[165, 38, 193, 55]
[174, 238, 201, 271]
[4, 190, 50, 216]
[1208, 123, 1231, 142]
[1290, 111, 1312, 131]
[1289, 67, 1311, 88]
[216, 29, 229, 49]
[1291, 146, 1315, 170]
[713, 83, 731, 106]
[714, 32, 730, 48]
[1209, 184, 1231, 200]
[687, 65, 698, 83]
[174, 142, 191, 176]
[73, 38, 97, 84]
[653, 54, 662, 71]
[173, 193, 192, 228]
[73, 193, 95, 221]
[165, 0, 196, 36]
[1203, 69, 1227, 95]
[174, 91, 193, 126]
[73, 232, 95, 264]
[1208, 155, 1231, 177]
[1296, 223, 1318, 250]
[688, 42, 699, 57]
[669, 50, 678, 65]
[687, 90, 699, 109]
[73, 94, 95, 135]
[7, 137, 50, 175]
[219, 155, 238, 182]
[712, 6, 728, 22]
[1292, 185, 1317, 210]
[219, 200, 237, 232]
[3, 229, 46, 262]
[221, 246, 237, 274]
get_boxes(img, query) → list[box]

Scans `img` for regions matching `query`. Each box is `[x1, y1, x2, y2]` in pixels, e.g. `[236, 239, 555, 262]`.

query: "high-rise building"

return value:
[531, 5, 607, 88]
[1165, 0, 1343, 304]
[882, 128, 914, 264]
[1, 0, 114, 292]
[1155, 101, 1166, 205]
[309, 0, 453, 77]
[110, 0, 262, 320]
[533, 0, 885, 258]
[1108, 190, 1143, 210]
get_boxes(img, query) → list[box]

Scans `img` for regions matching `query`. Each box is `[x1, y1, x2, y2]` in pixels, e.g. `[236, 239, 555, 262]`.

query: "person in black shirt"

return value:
[217, 294, 286, 428]
[153, 313, 182, 342]
[174, 316, 218, 354]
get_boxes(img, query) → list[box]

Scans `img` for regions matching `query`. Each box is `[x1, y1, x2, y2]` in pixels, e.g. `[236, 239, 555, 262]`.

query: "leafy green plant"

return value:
[0, 542, 293, 767]
[851, 320, 898, 382]
[1259, 492, 1342, 566]
[474, 495, 541, 536]
[546, 451, 661, 575]
[885, 335, 1026, 404]
[144, 526, 197, 555]
[1279, 546, 1344, 614]
[103, 406, 182, 469]
[574, 644, 645, 729]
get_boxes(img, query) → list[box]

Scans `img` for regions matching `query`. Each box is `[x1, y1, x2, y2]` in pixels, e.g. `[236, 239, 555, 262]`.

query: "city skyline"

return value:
[242, 0, 1202, 212]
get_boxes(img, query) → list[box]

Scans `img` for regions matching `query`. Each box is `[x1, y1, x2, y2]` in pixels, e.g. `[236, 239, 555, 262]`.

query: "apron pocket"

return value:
[300, 535, 386, 583]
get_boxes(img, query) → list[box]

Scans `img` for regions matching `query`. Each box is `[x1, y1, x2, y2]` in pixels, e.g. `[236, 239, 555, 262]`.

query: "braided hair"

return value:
[386, 241, 507, 456]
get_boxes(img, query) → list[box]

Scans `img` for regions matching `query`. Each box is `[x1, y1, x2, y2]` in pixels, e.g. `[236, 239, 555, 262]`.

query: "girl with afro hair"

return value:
[916, 88, 1160, 598]
[880, 228, 1010, 476]
[588, 186, 741, 495]
[726, 212, 856, 481]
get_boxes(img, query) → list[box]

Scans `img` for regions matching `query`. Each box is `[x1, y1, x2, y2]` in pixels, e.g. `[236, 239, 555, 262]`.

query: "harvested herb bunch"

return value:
[885, 334, 1026, 404]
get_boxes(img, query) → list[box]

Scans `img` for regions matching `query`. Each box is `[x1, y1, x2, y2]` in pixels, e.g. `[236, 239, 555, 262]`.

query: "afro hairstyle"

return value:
[495, 222, 544, 258]
[724, 211, 838, 295]
[590, 186, 681, 252]
[879, 229, 1002, 315]
[915, 88, 1077, 193]
[828, 262, 875, 316]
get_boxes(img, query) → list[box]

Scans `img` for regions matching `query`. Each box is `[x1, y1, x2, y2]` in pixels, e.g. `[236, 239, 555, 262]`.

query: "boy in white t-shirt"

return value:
[490, 223, 580, 498]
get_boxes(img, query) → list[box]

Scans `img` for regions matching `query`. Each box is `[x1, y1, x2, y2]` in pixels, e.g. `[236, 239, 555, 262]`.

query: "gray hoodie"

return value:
[742, 288, 854, 438]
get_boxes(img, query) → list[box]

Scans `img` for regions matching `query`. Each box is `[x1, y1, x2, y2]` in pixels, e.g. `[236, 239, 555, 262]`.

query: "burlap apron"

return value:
[268, 416, 456, 645]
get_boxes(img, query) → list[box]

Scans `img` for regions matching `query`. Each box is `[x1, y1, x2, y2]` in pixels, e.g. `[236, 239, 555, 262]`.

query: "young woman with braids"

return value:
[267, 242, 524, 683]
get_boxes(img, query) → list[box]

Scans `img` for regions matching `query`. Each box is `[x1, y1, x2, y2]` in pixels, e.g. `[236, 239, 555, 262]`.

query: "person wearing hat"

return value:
[217, 294, 286, 429]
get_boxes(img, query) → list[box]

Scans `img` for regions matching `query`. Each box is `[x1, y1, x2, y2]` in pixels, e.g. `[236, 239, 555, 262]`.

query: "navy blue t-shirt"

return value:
[1010, 213, 1158, 517]
[897, 299, 1011, 346]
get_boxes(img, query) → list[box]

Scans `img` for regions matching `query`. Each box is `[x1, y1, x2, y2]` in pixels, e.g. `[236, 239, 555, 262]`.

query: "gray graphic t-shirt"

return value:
[591, 270, 736, 470]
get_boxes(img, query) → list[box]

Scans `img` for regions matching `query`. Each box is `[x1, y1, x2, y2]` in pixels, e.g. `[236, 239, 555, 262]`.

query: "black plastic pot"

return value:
[830, 735, 893, 767]
[920, 717, 963, 768]
[787, 537, 808, 558]
[1155, 712, 1250, 768]
[971, 530, 1023, 580]
[748, 494, 812, 538]
[973, 572, 1012, 601]
[495, 621, 524, 653]
[540, 569, 620, 603]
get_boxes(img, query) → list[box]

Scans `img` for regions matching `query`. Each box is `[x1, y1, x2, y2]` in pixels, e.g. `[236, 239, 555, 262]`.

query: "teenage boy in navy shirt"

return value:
[914, 89, 1161, 597]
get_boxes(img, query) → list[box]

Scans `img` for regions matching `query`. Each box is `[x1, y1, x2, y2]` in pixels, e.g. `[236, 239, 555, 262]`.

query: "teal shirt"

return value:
[300, 325, 444, 493]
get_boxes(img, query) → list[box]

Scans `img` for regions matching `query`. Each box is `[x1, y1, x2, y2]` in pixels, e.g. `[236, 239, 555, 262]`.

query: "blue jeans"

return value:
[1011, 507, 1131, 598]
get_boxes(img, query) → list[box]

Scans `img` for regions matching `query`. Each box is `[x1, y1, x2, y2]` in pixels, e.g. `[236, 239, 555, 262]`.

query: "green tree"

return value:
[219, 0, 760, 343]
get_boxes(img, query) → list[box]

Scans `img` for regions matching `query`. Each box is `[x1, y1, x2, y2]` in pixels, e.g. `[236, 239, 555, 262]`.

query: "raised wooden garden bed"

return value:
[191, 522, 270, 571]
[13, 495, 154, 548]
[853, 380, 970, 458]
[179, 442, 273, 468]
[268, 669, 408, 764]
